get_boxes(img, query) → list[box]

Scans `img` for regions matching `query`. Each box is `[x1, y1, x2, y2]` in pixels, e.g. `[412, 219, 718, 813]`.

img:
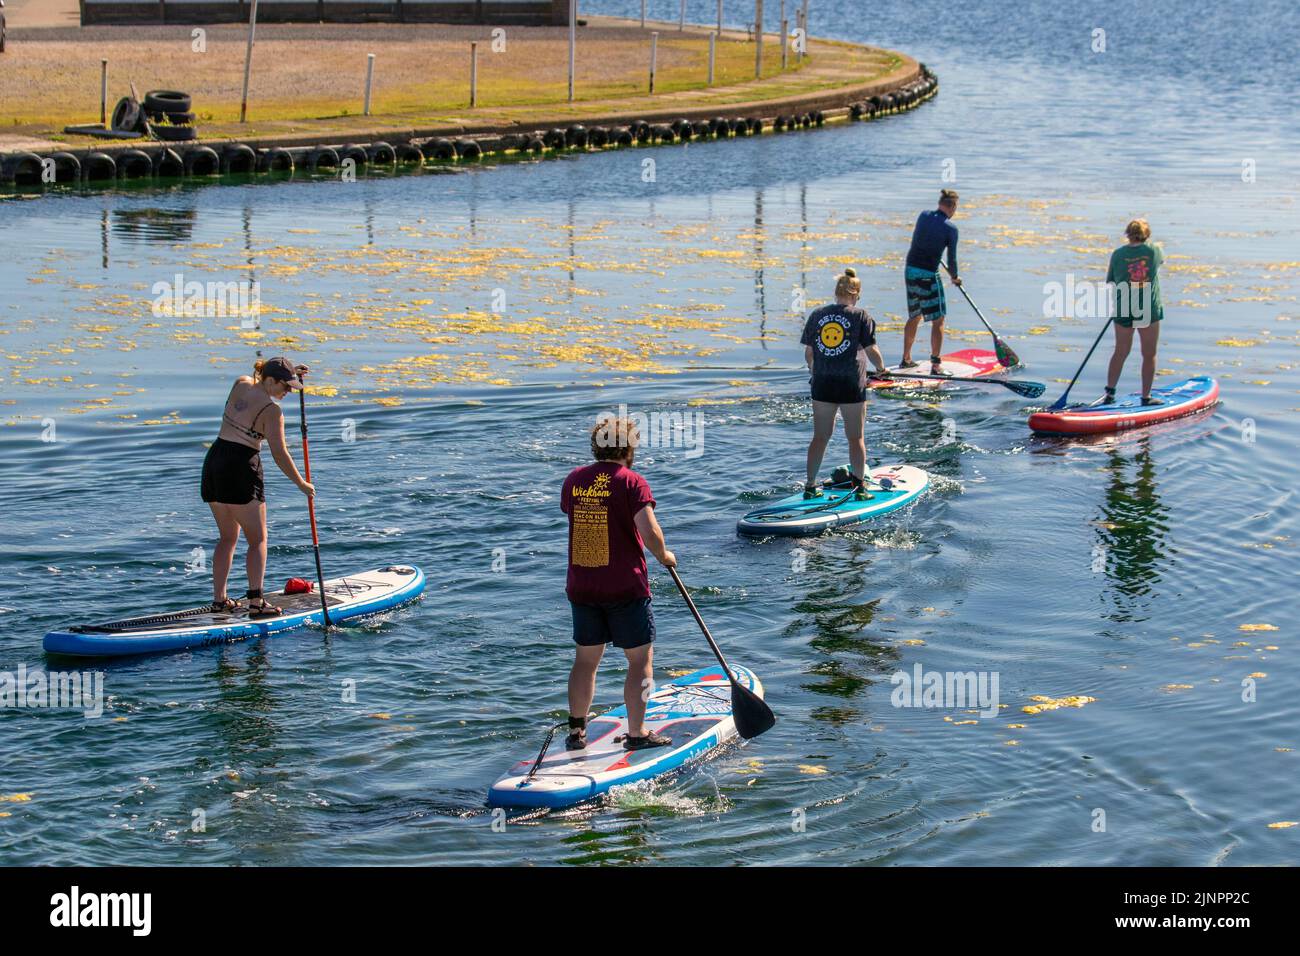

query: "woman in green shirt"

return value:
[1104, 218, 1165, 405]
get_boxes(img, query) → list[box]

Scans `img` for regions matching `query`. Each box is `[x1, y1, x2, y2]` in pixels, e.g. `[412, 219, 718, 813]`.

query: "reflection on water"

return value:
[112, 207, 199, 244]
[1095, 440, 1170, 621]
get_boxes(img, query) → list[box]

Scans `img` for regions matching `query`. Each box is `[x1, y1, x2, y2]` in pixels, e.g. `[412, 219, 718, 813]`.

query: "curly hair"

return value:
[591, 415, 640, 461]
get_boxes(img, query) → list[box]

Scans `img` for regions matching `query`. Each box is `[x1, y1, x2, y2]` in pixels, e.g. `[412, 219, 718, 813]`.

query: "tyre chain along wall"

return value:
[80, 0, 572, 26]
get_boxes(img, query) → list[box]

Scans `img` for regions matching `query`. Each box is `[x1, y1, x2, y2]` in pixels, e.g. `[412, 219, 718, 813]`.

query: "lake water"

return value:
[1, 0, 1297, 865]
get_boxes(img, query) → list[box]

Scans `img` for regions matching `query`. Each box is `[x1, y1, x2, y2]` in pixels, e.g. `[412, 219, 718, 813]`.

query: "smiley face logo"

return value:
[820, 322, 847, 350]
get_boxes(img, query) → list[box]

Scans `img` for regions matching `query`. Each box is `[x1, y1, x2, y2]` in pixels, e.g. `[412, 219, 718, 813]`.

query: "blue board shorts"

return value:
[905, 265, 946, 323]
[570, 597, 655, 650]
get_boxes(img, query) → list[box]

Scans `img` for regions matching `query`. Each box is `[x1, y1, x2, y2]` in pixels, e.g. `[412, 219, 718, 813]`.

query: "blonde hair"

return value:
[591, 415, 640, 461]
[834, 267, 861, 299]
[939, 189, 959, 206]
[1125, 218, 1151, 242]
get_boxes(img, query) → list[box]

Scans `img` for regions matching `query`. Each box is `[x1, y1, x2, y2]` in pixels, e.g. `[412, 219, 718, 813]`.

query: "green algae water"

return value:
[1, 0, 1298, 865]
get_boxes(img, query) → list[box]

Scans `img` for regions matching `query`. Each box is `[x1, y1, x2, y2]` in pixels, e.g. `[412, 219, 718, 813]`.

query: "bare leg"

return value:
[568, 643, 605, 719]
[230, 501, 268, 597]
[806, 400, 838, 488]
[208, 503, 241, 603]
[1137, 322, 1161, 398]
[929, 317, 946, 365]
[840, 402, 867, 480]
[901, 315, 922, 364]
[1106, 324, 1135, 392]
[623, 643, 655, 737]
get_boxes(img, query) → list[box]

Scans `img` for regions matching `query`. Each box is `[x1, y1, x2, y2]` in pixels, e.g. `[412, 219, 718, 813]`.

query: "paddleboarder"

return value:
[1103, 218, 1165, 405]
[560, 415, 676, 753]
[201, 357, 315, 617]
[903, 189, 962, 375]
[801, 268, 888, 499]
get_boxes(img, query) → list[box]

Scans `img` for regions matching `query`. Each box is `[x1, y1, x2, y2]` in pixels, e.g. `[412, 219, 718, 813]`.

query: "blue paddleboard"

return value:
[737, 464, 930, 537]
[43, 565, 425, 657]
[488, 664, 762, 810]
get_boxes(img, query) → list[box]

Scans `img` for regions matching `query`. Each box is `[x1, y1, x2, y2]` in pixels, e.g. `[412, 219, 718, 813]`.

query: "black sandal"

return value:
[930, 354, 951, 377]
[623, 730, 672, 751]
[211, 597, 240, 614]
[565, 715, 588, 751]
[1140, 395, 1165, 407]
[898, 359, 919, 369]
[246, 590, 283, 619]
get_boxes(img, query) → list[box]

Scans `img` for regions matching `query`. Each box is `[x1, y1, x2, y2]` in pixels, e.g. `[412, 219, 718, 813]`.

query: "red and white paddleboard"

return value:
[1028, 376, 1219, 436]
[869, 348, 1007, 392]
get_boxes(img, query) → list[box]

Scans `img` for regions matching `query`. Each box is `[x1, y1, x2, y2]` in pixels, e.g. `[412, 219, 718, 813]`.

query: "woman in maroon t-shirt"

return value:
[560, 415, 676, 752]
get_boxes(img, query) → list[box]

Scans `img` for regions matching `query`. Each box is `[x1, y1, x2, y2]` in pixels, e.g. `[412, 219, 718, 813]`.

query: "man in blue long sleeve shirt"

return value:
[903, 189, 962, 374]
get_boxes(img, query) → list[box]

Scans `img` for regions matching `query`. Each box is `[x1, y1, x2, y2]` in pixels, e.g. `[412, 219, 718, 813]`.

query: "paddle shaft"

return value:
[940, 262, 996, 336]
[882, 371, 1043, 395]
[668, 567, 733, 676]
[297, 384, 331, 627]
[1051, 316, 1114, 409]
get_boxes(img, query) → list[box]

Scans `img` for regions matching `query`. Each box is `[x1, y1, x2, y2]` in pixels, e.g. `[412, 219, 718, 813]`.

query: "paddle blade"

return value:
[731, 680, 776, 739]
[1005, 380, 1046, 399]
[994, 337, 1021, 370]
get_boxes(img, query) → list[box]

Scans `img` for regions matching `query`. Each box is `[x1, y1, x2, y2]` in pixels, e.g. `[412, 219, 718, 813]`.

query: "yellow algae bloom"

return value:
[1022, 694, 1097, 715]
[1267, 822, 1298, 829]
[1239, 623, 1278, 632]
[0, 794, 33, 803]
[797, 765, 829, 775]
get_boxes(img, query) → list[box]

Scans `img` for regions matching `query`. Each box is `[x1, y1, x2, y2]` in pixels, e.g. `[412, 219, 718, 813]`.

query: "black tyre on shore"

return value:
[143, 90, 192, 114]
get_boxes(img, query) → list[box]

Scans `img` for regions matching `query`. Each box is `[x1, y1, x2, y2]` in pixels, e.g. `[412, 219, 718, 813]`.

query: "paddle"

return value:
[296, 373, 331, 628]
[880, 371, 1045, 399]
[1048, 316, 1114, 410]
[668, 567, 775, 739]
[940, 263, 1021, 369]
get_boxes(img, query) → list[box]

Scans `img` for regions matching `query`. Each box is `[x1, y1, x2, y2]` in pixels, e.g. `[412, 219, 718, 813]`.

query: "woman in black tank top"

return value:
[201, 356, 315, 618]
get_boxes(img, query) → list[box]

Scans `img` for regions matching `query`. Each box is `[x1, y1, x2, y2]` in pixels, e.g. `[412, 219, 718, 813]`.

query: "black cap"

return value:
[262, 356, 303, 390]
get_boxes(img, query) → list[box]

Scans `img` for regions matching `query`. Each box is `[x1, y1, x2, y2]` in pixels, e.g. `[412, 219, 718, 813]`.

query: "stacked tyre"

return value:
[143, 91, 196, 142]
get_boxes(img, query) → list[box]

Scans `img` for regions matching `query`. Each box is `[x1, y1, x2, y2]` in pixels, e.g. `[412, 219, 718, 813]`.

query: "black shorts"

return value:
[201, 437, 265, 505]
[570, 597, 655, 650]
[810, 376, 866, 405]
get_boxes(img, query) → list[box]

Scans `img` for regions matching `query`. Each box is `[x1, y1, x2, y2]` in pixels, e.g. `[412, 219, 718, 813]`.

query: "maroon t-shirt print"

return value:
[560, 461, 656, 604]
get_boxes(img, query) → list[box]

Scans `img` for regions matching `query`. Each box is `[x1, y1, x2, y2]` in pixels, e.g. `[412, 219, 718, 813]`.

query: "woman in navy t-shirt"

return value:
[800, 269, 888, 499]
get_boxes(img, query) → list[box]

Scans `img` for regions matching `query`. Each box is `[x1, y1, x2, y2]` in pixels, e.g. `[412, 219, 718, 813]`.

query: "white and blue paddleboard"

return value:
[737, 464, 930, 537]
[488, 664, 762, 810]
[43, 565, 425, 657]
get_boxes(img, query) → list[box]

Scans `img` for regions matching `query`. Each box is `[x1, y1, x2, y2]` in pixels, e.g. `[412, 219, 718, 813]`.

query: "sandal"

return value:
[623, 730, 672, 751]
[803, 486, 824, 500]
[1140, 395, 1165, 407]
[929, 355, 951, 377]
[852, 476, 875, 501]
[898, 359, 919, 369]
[246, 590, 283, 619]
[565, 715, 588, 751]
[211, 597, 241, 614]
